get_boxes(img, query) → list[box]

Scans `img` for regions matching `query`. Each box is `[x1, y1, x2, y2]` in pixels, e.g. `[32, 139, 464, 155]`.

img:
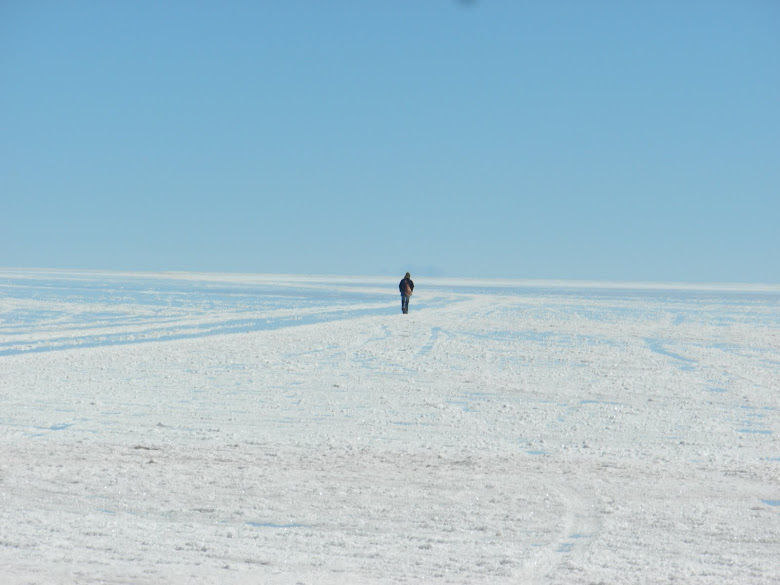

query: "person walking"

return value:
[399, 272, 414, 314]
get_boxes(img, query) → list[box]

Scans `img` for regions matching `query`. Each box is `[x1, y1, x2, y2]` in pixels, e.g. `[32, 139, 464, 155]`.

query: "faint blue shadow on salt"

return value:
[580, 399, 624, 407]
[763, 500, 780, 507]
[737, 406, 774, 435]
[645, 338, 696, 370]
[36, 423, 74, 431]
[246, 522, 308, 529]
[417, 326, 443, 356]
[518, 437, 547, 455]
[557, 533, 589, 553]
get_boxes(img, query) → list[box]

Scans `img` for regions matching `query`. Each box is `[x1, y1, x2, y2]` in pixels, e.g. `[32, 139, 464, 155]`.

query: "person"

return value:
[399, 272, 414, 314]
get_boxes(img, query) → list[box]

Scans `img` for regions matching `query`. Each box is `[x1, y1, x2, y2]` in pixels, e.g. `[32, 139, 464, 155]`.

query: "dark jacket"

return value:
[399, 277, 414, 295]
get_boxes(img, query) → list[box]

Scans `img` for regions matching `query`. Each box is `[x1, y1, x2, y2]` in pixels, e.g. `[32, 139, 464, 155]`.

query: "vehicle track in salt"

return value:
[518, 470, 604, 584]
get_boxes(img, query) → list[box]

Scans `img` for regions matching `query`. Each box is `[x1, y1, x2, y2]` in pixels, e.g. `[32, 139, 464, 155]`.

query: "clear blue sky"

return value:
[2, 1, 778, 282]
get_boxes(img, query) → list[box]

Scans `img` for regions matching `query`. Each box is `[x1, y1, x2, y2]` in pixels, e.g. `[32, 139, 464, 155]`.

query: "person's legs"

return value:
[401, 294, 409, 313]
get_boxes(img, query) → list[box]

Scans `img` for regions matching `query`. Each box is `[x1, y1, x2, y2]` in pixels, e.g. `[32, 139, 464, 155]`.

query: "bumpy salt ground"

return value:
[0, 269, 778, 584]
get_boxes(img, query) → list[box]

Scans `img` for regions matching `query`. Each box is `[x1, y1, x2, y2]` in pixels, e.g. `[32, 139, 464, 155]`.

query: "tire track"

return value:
[520, 472, 603, 584]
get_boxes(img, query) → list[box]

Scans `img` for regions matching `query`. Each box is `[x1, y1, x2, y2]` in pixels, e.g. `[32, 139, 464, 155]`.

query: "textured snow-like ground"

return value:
[1, 269, 778, 584]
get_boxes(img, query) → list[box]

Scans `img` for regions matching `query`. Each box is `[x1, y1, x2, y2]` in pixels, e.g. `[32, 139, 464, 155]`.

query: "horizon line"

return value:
[2, 266, 779, 293]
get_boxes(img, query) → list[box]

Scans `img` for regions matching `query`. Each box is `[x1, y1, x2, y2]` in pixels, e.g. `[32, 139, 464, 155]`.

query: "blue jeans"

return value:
[401, 294, 410, 313]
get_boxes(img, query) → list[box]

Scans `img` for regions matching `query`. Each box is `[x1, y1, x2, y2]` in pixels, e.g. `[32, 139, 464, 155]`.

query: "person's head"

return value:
[405, 272, 411, 279]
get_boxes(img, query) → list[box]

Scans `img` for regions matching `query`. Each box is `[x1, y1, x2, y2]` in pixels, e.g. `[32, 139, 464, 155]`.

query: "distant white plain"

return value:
[1, 269, 778, 584]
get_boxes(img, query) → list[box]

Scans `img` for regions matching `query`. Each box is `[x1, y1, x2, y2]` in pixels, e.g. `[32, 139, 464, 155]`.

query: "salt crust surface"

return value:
[1, 269, 779, 584]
